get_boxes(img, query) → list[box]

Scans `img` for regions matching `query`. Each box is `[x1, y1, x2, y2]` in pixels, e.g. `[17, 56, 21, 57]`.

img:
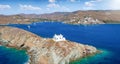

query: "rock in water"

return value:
[0, 26, 98, 64]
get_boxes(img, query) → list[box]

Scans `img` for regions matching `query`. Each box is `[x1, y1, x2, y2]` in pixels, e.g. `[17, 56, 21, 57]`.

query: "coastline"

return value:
[0, 43, 100, 64]
[0, 20, 120, 27]
[0, 43, 105, 64]
[70, 49, 111, 64]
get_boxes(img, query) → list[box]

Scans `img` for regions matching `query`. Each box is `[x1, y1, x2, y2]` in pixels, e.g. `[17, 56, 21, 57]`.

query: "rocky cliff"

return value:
[0, 26, 98, 64]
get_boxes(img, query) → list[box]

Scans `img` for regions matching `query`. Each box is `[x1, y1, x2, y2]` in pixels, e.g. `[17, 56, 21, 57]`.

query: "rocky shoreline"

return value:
[0, 26, 98, 64]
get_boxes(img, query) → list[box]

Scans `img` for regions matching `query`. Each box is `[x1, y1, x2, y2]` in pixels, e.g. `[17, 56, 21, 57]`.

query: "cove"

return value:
[0, 46, 29, 64]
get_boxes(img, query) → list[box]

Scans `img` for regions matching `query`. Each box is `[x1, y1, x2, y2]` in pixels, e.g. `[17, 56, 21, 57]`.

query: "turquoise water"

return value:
[8, 22, 120, 64]
[0, 46, 28, 64]
[70, 49, 113, 64]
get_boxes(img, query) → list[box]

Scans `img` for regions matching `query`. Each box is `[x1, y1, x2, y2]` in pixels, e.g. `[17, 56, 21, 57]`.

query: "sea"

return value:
[0, 21, 120, 64]
[0, 46, 28, 64]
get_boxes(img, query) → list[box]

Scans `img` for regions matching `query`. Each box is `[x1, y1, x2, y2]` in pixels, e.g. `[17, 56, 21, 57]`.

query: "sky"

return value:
[0, 0, 120, 15]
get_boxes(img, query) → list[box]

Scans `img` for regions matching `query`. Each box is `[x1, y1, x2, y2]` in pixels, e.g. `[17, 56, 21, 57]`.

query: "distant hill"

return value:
[0, 10, 120, 24]
[37, 10, 120, 23]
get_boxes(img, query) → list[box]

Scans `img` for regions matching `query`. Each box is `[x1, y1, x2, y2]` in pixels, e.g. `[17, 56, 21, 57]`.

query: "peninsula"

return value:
[0, 26, 98, 64]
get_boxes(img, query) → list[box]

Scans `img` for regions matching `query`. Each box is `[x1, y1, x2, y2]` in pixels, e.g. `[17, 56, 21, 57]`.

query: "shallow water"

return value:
[8, 22, 120, 64]
[70, 49, 113, 64]
[0, 46, 28, 64]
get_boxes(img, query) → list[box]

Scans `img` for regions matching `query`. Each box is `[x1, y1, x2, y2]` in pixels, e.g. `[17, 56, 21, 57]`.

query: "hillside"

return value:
[0, 10, 120, 24]
[37, 10, 120, 24]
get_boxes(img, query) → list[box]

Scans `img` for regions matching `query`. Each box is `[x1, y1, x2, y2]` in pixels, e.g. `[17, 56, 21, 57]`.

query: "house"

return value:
[53, 34, 66, 42]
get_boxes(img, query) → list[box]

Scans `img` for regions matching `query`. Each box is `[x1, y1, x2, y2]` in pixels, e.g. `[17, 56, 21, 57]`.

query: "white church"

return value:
[53, 34, 66, 42]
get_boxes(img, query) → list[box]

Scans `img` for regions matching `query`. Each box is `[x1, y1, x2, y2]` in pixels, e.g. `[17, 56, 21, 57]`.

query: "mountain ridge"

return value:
[0, 10, 120, 24]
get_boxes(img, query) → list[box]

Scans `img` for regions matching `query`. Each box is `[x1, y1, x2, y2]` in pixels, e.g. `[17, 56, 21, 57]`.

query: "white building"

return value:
[53, 34, 66, 42]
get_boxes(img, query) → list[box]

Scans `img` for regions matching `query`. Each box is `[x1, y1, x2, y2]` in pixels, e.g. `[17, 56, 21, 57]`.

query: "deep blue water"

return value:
[7, 22, 120, 64]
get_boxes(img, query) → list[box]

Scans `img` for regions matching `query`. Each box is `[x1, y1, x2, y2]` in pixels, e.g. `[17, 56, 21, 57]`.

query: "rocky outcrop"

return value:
[0, 26, 98, 64]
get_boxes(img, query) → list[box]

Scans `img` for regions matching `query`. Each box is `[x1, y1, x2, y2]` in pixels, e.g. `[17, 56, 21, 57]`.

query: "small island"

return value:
[0, 26, 99, 64]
